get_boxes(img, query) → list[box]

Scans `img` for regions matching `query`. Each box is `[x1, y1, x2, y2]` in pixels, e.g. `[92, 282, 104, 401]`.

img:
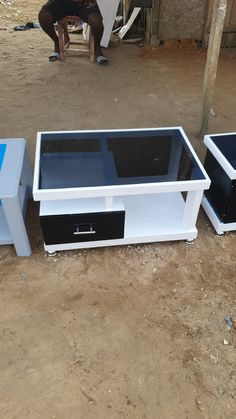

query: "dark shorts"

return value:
[40, 0, 101, 23]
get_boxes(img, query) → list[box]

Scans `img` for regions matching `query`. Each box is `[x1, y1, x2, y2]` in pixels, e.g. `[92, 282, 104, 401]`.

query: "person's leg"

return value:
[87, 12, 104, 58]
[38, 8, 60, 54]
[38, 0, 71, 60]
[76, 4, 108, 64]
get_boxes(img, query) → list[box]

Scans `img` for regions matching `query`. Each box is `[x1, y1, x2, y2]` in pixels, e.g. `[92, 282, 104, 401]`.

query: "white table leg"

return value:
[105, 196, 113, 210]
[183, 190, 203, 230]
[21, 148, 33, 198]
[2, 196, 31, 256]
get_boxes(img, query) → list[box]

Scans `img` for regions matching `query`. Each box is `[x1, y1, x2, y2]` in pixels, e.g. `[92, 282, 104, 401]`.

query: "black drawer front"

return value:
[40, 211, 125, 245]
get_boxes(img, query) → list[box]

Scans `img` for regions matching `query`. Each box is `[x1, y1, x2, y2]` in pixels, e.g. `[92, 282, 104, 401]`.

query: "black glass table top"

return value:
[39, 129, 206, 189]
[209, 134, 236, 170]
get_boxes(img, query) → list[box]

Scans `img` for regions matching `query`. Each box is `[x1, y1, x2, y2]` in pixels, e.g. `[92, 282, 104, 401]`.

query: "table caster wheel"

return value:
[185, 239, 195, 245]
[47, 250, 57, 257]
[216, 232, 225, 237]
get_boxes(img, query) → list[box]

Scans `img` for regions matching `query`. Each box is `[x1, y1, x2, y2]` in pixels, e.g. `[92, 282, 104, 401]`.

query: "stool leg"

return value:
[89, 29, 95, 63]
[58, 20, 65, 60]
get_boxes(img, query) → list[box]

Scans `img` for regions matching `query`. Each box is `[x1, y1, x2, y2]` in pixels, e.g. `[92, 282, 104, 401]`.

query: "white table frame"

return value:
[33, 127, 210, 252]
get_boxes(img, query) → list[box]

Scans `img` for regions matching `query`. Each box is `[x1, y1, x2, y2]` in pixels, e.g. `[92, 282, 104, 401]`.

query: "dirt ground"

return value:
[0, 1, 236, 418]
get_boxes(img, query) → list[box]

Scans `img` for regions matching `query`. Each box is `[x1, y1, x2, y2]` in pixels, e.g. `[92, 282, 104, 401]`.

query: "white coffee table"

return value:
[33, 127, 210, 254]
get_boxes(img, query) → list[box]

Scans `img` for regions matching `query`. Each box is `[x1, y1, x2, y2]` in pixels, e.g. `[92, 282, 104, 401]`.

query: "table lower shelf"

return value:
[43, 192, 198, 251]
[0, 186, 27, 245]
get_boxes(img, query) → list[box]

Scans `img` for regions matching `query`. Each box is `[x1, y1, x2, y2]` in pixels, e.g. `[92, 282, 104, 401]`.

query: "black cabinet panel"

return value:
[40, 211, 125, 245]
[204, 151, 236, 223]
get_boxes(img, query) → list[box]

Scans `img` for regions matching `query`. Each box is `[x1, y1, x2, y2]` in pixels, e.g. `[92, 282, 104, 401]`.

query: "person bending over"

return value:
[39, 0, 108, 64]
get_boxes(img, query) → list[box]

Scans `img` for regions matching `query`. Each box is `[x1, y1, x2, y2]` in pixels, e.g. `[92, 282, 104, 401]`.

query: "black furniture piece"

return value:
[202, 132, 236, 234]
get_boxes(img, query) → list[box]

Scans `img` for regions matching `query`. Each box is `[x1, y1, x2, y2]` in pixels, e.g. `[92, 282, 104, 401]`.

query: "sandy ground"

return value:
[0, 1, 236, 418]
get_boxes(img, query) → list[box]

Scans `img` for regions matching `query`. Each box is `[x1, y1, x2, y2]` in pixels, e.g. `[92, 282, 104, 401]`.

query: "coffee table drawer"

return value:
[40, 211, 125, 245]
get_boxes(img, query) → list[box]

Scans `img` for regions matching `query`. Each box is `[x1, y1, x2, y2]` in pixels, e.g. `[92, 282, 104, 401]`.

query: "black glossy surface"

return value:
[40, 211, 125, 245]
[204, 150, 236, 223]
[39, 130, 205, 189]
[210, 134, 236, 169]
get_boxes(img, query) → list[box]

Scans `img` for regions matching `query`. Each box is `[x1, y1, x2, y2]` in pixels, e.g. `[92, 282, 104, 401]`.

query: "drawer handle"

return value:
[73, 223, 96, 236]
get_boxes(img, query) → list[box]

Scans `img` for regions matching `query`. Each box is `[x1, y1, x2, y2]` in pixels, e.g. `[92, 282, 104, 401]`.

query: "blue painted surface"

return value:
[0, 144, 7, 206]
[0, 144, 6, 170]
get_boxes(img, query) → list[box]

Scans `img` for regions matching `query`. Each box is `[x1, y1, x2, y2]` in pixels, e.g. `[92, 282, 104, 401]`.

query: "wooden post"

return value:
[123, 0, 129, 23]
[200, 0, 228, 135]
[150, 0, 160, 44]
[146, 0, 160, 44]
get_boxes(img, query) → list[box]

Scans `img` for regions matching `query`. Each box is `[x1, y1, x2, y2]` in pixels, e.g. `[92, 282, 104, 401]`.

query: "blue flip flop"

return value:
[96, 55, 108, 66]
[49, 52, 60, 62]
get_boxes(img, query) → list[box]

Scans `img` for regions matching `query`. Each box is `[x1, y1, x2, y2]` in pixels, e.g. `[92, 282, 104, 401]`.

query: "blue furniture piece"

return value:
[0, 139, 32, 256]
[0, 144, 6, 169]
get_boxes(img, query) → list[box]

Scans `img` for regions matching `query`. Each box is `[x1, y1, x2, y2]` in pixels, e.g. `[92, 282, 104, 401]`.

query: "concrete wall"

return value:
[158, 0, 208, 40]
